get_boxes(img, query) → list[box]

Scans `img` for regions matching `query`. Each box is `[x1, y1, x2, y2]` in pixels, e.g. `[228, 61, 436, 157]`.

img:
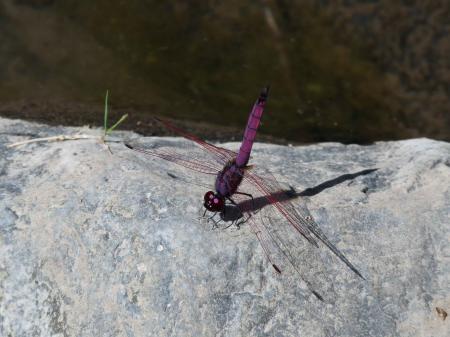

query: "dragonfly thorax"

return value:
[203, 191, 225, 212]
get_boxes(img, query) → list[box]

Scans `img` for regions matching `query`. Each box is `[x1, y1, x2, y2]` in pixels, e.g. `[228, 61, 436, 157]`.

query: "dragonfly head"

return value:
[203, 191, 225, 212]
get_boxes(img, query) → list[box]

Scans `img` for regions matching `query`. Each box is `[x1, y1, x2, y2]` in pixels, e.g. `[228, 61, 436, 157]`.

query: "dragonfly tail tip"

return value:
[258, 86, 270, 103]
[124, 143, 134, 149]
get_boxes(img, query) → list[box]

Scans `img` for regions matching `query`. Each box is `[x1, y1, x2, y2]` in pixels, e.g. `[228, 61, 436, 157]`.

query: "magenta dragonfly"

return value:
[125, 87, 364, 300]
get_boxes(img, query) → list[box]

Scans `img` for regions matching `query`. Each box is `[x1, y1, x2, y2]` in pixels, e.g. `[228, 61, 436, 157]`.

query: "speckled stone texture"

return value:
[0, 117, 449, 337]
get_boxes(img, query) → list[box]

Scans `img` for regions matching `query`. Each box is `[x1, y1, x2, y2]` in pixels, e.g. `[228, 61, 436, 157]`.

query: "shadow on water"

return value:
[220, 168, 378, 222]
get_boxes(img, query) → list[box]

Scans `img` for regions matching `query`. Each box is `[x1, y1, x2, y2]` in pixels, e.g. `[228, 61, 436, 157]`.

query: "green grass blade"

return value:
[106, 114, 128, 135]
[104, 90, 109, 135]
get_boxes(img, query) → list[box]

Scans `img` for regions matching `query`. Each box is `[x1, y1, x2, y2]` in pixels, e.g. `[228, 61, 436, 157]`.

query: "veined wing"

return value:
[243, 168, 364, 279]
[125, 143, 223, 175]
[154, 118, 237, 166]
[232, 192, 333, 301]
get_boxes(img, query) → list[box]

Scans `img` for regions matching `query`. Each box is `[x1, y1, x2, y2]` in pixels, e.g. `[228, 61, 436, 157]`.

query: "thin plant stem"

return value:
[104, 90, 109, 136]
[7, 134, 99, 148]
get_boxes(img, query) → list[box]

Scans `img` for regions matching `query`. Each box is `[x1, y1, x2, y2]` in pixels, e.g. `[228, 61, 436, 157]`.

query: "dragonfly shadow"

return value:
[220, 168, 378, 222]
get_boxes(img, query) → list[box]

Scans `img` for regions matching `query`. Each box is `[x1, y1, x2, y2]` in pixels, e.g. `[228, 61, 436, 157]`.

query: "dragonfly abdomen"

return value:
[235, 87, 269, 167]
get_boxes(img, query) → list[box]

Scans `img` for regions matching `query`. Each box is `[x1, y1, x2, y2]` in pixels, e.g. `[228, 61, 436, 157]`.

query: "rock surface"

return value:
[0, 117, 449, 337]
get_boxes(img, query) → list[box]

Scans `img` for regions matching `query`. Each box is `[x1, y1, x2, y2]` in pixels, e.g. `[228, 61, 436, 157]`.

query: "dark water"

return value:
[0, 1, 449, 143]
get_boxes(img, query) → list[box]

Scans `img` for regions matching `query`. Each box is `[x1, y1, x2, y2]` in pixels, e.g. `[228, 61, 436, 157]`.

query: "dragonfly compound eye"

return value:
[203, 192, 224, 212]
[204, 191, 215, 202]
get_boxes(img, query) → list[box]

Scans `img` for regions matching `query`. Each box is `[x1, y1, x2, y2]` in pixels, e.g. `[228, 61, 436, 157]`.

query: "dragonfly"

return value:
[125, 87, 364, 301]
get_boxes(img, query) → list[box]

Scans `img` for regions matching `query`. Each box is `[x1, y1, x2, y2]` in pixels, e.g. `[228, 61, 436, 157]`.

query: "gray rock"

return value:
[0, 117, 449, 337]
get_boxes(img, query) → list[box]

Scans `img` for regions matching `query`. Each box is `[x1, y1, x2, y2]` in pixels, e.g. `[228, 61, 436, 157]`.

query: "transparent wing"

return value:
[125, 117, 239, 175]
[231, 192, 336, 301]
[154, 118, 237, 165]
[241, 167, 364, 279]
[125, 142, 224, 175]
[256, 213, 338, 302]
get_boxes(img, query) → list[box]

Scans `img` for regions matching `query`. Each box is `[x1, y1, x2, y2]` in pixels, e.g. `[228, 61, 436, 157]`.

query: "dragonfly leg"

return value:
[207, 212, 223, 229]
[223, 221, 235, 229]
[234, 212, 252, 229]
[223, 197, 254, 229]
[223, 211, 252, 230]
[211, 218, 223, 230]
